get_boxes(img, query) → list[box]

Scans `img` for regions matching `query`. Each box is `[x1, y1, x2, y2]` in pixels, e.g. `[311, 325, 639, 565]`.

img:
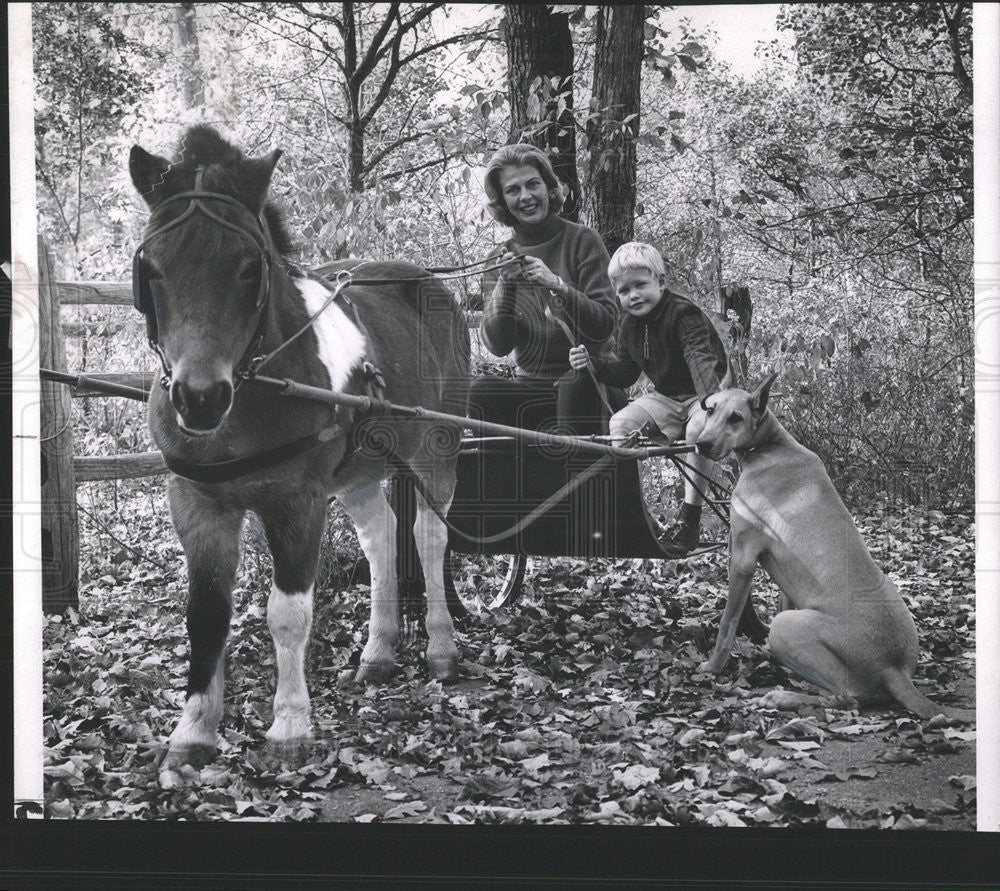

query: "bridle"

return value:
[132, 167, 273, 390]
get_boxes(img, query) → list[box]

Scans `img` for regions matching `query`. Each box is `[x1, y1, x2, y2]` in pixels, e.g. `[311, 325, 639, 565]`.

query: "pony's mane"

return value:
[171, 125, 295, 258]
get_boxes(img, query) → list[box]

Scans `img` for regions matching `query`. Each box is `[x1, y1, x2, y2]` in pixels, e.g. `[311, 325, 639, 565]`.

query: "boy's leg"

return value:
[607, 396, 662, 446]
[636, 394, 706, 553]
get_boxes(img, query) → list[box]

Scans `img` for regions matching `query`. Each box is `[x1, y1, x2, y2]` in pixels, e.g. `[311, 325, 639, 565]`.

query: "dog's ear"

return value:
[750, 372, 778, 417]
[720, 355, 740, 390]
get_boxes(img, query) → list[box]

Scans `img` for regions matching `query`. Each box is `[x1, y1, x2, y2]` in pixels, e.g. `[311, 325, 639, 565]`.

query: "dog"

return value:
[692, 367, 970, 721]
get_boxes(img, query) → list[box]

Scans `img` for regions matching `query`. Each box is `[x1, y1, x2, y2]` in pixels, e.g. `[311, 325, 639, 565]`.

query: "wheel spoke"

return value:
[447, 551, 525, 615]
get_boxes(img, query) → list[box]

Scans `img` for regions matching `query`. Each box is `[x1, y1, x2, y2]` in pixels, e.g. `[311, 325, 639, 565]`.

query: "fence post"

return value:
[38, 237, 79, 612]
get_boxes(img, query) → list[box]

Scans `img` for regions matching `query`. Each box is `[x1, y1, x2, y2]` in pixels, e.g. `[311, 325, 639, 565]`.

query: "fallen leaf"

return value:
[613, 764, 660, 791]
[383, 800, 427, 820]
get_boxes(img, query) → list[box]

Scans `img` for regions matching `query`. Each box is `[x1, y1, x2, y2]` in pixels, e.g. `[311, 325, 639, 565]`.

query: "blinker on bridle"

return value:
[132, 166, 272, 389]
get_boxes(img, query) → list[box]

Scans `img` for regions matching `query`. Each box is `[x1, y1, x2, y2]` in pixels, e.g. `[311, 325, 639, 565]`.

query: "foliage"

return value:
[628, 4, 972, 505]
[45, 489, 974, 825]
[33, 3, 158, 276]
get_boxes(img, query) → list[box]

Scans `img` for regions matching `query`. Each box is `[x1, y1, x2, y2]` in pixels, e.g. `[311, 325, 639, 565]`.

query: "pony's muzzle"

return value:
[170, 373, 234, 434]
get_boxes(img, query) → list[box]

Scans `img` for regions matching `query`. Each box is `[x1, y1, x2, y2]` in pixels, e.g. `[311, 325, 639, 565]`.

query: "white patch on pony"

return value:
[168, 654, 224, 751]
[266, 583, 314, 744]
[293, 276, 367, 393]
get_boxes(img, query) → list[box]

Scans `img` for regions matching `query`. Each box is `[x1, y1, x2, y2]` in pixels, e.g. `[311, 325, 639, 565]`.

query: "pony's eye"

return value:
[705, 405, 715, 416]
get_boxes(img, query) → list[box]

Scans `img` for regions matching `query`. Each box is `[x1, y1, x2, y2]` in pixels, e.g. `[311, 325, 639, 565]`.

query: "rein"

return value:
[312, 254, 518, 285]
[391, 451, 616, 546]
[502, 243, 615, 418]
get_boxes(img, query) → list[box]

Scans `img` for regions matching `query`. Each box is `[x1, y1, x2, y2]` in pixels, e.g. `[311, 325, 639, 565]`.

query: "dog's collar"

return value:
[738, 411, 771, 457]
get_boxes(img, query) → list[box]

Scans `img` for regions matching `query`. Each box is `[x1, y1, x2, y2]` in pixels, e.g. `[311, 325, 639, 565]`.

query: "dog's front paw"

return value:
[697, 659, 722, 675]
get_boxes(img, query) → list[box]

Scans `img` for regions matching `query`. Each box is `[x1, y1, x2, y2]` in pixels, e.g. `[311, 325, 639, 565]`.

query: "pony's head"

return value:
[129, 125, 288, 435]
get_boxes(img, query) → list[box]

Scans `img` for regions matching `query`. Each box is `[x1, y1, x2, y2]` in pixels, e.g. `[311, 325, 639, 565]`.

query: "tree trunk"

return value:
[587, 5, 644, 253]
[172, 3, 204, 109]
[343, 2, 365, 194]
[503, 5, 580, 221]
[709, 154, 724, 296]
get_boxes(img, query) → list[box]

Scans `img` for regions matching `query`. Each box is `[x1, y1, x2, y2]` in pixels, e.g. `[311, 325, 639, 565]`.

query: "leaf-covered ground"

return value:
[44, 481, 975, 826]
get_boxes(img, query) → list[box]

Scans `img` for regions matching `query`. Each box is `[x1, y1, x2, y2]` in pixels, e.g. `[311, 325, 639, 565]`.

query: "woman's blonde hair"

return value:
[608, 241, 666, 282]
[483, 143, 566, 226]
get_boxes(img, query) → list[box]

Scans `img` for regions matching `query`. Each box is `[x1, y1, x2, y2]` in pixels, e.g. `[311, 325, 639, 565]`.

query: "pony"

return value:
[128, 125, 470, 773]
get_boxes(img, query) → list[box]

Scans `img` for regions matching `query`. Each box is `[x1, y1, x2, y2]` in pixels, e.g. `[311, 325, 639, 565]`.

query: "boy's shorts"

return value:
[608, 391, 701, 444]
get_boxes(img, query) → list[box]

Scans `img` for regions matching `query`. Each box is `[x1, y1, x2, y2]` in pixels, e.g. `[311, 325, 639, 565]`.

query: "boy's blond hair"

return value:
[608, 241, 666, 282]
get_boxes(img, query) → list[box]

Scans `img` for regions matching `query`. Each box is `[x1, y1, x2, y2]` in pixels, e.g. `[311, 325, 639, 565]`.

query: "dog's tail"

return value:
[883, 669, 973, 723]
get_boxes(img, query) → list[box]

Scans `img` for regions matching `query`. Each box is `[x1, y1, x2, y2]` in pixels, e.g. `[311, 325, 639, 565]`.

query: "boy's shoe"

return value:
[660, 520, 700, 555]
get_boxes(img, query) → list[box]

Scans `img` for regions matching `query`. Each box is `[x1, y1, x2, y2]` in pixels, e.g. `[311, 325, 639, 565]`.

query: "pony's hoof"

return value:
[265, 731, 315, 768]
[356, 661, 393, 685]
[157, 744, 215, 788]
[160, 742, 215, 771]
[265, 716, 314, 748]
[428, 657, 459, 683]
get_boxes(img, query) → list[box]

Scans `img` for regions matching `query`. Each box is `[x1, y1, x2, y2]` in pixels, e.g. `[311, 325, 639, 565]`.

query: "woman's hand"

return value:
[518, 256, 564, 292]
[498, 253, 564, 292]
[568, 344, 591, 370]
[497, 252, 523, 282]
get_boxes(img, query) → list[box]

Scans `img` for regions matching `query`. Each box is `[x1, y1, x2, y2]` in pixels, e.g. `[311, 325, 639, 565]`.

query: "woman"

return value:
[473, 143, 621, 436]
[395, 145, 622, 600]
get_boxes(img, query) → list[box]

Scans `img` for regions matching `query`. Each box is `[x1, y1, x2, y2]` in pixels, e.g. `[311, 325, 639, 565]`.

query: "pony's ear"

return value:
[129, 146, 172, 206]
[750, 372, 778, 417]
[243, 148, 283, 211]
[719, 354, 740, 390]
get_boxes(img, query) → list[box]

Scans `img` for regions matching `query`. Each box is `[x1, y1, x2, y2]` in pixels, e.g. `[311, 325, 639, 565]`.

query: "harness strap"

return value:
[332, 279, 389, 408]
[161, 421, 348, 484]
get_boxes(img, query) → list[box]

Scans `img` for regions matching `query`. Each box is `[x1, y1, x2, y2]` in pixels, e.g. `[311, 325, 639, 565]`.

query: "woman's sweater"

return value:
[481, 214, 617, 381]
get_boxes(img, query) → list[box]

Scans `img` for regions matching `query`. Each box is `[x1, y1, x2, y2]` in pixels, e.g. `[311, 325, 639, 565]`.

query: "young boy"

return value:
[569, 242, 728, 553]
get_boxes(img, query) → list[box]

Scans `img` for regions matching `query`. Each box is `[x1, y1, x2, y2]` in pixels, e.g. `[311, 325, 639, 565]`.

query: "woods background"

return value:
[35, 1, 974, 508]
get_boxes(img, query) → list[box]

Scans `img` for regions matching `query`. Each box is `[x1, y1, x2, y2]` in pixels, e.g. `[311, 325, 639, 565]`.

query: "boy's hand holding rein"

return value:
[568, 344, 591, 370]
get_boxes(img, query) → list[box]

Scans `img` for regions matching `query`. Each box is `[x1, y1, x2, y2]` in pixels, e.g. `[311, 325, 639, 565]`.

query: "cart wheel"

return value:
[445, 550, 526, 617]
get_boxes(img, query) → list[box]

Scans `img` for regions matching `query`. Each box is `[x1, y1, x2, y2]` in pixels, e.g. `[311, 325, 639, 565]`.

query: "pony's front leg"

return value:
[338, 482, 399, 683]
[163, 481, 245, 771]
[259, 496, 326, 749]
[414, 474, 459, 681]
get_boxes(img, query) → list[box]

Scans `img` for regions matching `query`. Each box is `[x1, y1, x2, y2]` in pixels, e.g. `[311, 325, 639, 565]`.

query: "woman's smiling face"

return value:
[498, 164, 551, 227]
